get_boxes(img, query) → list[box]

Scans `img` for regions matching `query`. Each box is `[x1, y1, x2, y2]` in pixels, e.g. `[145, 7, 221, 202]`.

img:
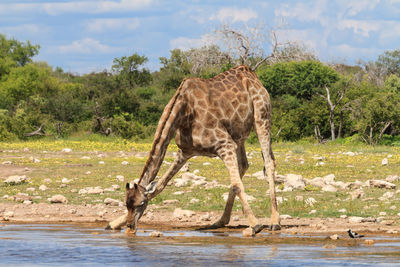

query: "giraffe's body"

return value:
[107, 65, 280, 233]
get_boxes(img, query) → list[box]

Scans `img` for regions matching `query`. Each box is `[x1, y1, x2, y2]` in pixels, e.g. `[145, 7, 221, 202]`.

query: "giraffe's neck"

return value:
[138, 82, 184, 187]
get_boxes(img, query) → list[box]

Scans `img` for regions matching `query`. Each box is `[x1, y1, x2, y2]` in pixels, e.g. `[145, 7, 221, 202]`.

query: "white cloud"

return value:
[210, 7, 258, 23]
[275, 1, 327, 24]
[58, 38, 115, 54]
[338, 19, 379, 37]
[87, 18, 140, 32]
[0, 24, 47, 37]
[331, 44, 381, 60]
[342, 0, 380, 16]
[0, 0, 152, 15]
[170, 34, 213, 50]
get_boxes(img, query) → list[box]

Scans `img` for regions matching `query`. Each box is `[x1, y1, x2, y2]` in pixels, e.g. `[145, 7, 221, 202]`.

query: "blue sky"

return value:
[1, 0, 400, 74]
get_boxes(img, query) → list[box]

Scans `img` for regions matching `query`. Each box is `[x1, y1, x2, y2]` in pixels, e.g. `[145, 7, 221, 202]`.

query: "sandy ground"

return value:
[1, 202, 399, 238]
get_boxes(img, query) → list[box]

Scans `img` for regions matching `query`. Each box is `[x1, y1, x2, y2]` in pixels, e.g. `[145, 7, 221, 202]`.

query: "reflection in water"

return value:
[1, 224, 400, 266]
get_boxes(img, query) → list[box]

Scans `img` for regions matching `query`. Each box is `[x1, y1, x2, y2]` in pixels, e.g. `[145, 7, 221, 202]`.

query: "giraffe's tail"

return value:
[138, 79, 187, 186]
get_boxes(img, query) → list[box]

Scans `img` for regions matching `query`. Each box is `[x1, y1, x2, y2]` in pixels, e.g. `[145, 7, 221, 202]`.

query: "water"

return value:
[1, 224, 400, 266]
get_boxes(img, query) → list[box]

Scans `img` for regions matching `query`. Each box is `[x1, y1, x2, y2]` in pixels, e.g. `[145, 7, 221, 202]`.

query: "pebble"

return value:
[329, 234, 339, 240]
[242, 227, 255, 237]
[149, 231, 163, 237]
[48, 194, 68, 204]
[364, 239, 374, 245]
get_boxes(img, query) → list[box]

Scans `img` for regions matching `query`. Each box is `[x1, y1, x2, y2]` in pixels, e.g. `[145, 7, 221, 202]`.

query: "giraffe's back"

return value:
[176, 66, 266, 154]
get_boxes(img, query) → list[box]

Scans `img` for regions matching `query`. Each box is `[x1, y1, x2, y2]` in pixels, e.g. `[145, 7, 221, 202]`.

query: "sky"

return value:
[1, 0, 400, 74]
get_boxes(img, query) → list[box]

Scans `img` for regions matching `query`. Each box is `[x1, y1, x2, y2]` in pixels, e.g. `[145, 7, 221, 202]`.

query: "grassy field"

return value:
[1, 138, 400, 222]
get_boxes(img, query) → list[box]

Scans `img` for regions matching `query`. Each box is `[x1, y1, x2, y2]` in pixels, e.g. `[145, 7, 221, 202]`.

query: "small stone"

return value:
[81, 156, 91, 160]
[382, 158, 388, 166]
[121, 161, 129, 165]
[104, 198, 121, 206]
[280, 214, 292, 220]
[387, 229, 398, 234]
[173, 208, 195, 219]
[4, 211, 14, 217]
[2, 161, 12, 165]
[69, 209, 77, 214]
[349, 216, 363, 223]
[4, 175, 27, 185]
[61, 178, 71, 184]
[338, 209, 346, 213]
[203, 162, 211, 166]
[61, 148, 72, 153]
[364, 239, 374, 245]
[23, 200, 33, 205]
[190, 198, 200, 204]
[340, 215, 347, 219]
[26, 187, 35, 192]
[99, 161, 105, 164]
[323, 244, 336, 249]
[85, 171, 91, 175]
[322, 185, 337, 192]
[232, 215, 240, 221]
[200, 213, 212, 221]
[48, 194, 68, 204]
[242, 227, 255, 237]
[330, 234, 339, 240]
[149, 231, 163, 237]
[309, 210, 317, 214]
[116, 175, 125, 182]
[379, 211, 387, 216]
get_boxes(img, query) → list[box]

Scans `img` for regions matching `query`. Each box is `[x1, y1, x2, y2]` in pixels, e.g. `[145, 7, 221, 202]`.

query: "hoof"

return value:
[105, 224, 111, 230]
[252, 224, 264, 234]
[269, 224, 281, 231]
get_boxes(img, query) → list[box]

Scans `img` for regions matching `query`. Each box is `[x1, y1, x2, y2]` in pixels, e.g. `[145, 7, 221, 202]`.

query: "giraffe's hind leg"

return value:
[212, 144, 248, 228]
[214, 141, 262, 232]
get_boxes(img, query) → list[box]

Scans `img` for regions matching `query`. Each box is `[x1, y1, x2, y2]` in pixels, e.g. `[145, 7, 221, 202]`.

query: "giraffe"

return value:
[106, 65, 280, 233]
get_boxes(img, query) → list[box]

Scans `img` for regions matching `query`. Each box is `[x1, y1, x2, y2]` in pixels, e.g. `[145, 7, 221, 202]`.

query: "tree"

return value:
[376, 49, 400, 76]
[214, 23, 317, 70]
[112, 53, 152, 89]
[0, 34, 40, 78]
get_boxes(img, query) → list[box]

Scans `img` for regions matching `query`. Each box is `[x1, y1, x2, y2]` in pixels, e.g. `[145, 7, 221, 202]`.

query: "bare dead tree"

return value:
[214, 22, 317, 71]
[317, 81, 349, 141]
[184, 45, 233, 76]
[25, 125, 46, 137]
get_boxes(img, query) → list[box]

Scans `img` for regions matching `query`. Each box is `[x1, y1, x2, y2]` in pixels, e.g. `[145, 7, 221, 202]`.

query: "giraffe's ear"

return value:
[144, 181, 157, 196]
[126, 183, 131, 190]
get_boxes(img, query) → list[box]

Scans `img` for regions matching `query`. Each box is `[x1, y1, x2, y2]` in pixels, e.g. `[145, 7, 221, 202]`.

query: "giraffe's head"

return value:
[125, 181, 157, 233]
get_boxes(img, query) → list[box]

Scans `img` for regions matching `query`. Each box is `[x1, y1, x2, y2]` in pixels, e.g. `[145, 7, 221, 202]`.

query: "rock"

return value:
[173, 208, 195, 219]
[385, 175, 400, 183]
[323, 174, 335, 184]
[343, 151, 355, 156]
[308, 177, 325, 188]
[350, 189, 365, 200]
[23, 200, 33, 205]
[379, 192, 395, 201]
[348, 216, 363, 223]
[309, 210, 317, 214]
[367, 180, 396, 189]
[78, 189, 88, 194]
[163, 199, 179, 205]
[315, 161, 325, 166]
[174, 178, 189, 187]
[340, 215, 347, 219]
[4, 175, 27, 185]
[4, 211, 14, 217]
[61, 148, 72, 153]
[48, 194, 68, 204]
[2, 160, 12, 165]
[26, 187, 35, 192]
[295, 195, 303, 201]
[232, 215, 240, 221]
[87, 187, 104, 194]
[104, 198, 121, 206]
[323, 244, 336, 249]
[85, 171, 91, 175]
[305, 197, 316, 206]
[284, 174, 306, 190]
[242, 227, 255, 237]
[280, 214, 292, 220]
[330, 234, 339, 240]
[99, 161, 105, 164]
[364, 239, 374, 245]
[203, 162, 211, 166]
[44, 178, 52, 183]
[338, 209, 346, 213]
[173, 191, 184, 195]
[382, 158, 388, 166]
[190, 198, 200, 204]
[61, 178, 71, 184]
[379, 211, 387, 216]
[81, 156, 91, 160]
[149, 231, 163, 237]
[121, 161, 129, 165]
[252, 170, 264, 180]
[322, 185, 337, 192]
[111, 184, 120, 190]
[116, 175, 125, 182]
[200, 213, 212, 221]
[69, 209, 77, 214]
